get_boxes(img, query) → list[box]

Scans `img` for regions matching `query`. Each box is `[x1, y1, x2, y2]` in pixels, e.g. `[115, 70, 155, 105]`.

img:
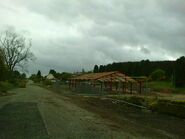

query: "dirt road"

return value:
[0, 83, 184, 139]
[0, 83, 133, 139]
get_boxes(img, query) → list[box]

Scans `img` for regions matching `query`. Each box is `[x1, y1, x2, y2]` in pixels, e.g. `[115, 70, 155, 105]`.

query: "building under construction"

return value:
[69, 71, 147, 94]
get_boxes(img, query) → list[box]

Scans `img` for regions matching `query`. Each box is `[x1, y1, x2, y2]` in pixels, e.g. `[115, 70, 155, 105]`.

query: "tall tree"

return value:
[37, 70, 42, 78]
[82, 68, 85, 73]
[0, 48, 6, 81]
[49, 69, 57, 76]
[93, 65, 99, 73]
[174, 56, 185, 87]
[0, 30, 34, 72]
[60, 72, 72, 81]
[99, 65, 105, 72]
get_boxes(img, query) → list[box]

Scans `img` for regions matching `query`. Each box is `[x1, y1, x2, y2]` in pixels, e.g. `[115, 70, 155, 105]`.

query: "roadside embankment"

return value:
[107, 95, 185, 118]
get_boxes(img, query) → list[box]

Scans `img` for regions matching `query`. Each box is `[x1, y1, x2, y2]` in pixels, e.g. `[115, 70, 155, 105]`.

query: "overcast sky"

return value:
[0, 0, 185, 74]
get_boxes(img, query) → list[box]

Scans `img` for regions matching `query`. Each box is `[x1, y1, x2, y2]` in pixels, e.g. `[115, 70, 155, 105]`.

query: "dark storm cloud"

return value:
[0, 0, 184, 74]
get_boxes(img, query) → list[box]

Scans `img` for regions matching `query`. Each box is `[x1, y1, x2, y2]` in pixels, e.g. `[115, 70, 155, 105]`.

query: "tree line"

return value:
[93, 57, 185, 88]
[30, 69, 72, 84]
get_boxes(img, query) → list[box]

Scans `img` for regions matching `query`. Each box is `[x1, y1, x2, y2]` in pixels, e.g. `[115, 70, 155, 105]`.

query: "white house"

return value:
[46, 74, 56, 82]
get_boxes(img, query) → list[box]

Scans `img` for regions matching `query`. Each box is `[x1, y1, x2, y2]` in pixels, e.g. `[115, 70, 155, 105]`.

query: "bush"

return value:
[0, 81, 15, 92]
[148, 81, 174, 92]
[150, 69, 166, 81]
[8, 79, 19, 86]
[18, 80, 27, 88]
[43, 79, 52, 86]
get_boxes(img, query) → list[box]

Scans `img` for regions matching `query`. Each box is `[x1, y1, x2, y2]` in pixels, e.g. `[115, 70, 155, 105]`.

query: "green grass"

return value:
[0, 81, 15, 91]
[148, 81, 185, 94]
[0, 81, 16, 96]
[148, 81, 174, 91]
[0, 102, 49, 139]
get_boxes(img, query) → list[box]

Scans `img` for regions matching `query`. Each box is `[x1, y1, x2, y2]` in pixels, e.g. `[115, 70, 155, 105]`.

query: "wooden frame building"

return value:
[70, 71, 147, 94]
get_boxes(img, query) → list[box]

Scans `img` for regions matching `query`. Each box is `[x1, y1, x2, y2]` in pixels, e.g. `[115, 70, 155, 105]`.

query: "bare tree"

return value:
[0, 30, 34, 72]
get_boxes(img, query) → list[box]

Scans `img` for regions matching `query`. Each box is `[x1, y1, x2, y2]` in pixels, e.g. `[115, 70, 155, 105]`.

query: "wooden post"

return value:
[130, 82, 133, 94]
[125, 83, 126, 93]
[105, 82, 107, 90]
[70, 80, 72, 88]
[110, 75, 113, 91]
[71, 80, 74, 88]
[93, 82, 96, 87]
[69, 80, 71, 89]
[122, 82, 125, 93]
[125, 76, 127, 93]
[139, 81, 142, 94]
[74, 80, 76, 88]
[116, 82, 118, 92]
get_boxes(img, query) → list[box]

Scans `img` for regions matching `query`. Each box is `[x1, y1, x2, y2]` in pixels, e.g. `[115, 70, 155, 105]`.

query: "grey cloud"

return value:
[0, 0, 184, 74]
[140, 47, 150, 54]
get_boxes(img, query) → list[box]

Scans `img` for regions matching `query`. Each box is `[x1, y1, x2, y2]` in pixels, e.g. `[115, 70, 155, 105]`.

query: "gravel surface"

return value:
[0, 82, 184, 139]
[0, 83, 134, 139]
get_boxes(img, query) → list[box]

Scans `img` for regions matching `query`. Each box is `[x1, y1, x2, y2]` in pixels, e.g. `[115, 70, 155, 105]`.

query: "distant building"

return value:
[46, 74, 56, 82]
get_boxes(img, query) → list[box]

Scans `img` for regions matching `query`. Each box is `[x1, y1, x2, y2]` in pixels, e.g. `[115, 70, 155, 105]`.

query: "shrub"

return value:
[150, 69, 166, 81]
[43, 79, 52, 86]
[18, 80, 27, 88]
[8, 79, 19, 86]
[0, 81, 15, 92]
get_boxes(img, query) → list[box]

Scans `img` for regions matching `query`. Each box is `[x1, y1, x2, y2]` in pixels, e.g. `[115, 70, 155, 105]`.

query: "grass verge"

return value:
[148, 81, 185, 94]
[0, 81, 15, 96]
[108, 94, 185, 118]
